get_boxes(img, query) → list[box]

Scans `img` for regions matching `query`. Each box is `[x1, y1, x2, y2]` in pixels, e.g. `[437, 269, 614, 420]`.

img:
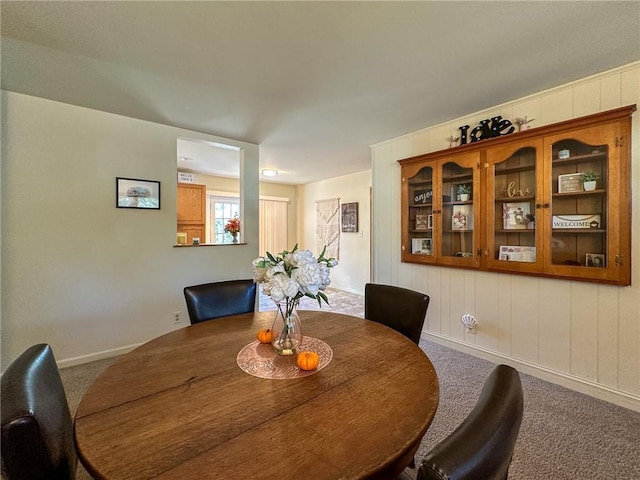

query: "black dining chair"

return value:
[364, 283, 430, 345]
[1, 343, 77, 480]
[400, 364, 524, 480]
[184, 279, 257, 325]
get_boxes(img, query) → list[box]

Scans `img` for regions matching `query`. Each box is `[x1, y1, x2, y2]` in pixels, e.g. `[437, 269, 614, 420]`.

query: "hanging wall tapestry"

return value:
[316, 198, 340, 260]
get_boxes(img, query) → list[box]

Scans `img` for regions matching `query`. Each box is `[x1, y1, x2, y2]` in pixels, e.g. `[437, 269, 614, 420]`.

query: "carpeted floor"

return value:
[61, 286, 640, 480]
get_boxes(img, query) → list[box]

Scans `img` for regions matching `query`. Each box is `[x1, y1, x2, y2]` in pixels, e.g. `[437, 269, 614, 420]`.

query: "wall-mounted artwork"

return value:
[316, 198, 340, 260]
[341, 202, 358, 233]
[116, 177, 161, 209]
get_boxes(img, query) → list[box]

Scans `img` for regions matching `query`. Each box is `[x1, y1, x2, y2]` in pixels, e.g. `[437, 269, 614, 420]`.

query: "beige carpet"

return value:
[61, 287, 640, 480]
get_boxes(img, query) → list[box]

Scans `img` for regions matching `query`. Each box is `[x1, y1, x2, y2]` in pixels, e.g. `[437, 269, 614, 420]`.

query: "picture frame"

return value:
[557, 173, 584, 193]
[415, 214, 429, 230]
[412, 237, 432, 255]
[341, 202, 358, 233]
[503, 202, 530, 229]
[116, 177, 161, 209]
[586, 253, 605, 268]
[452, 205, 473, 230]
[498, 245, 536, 263]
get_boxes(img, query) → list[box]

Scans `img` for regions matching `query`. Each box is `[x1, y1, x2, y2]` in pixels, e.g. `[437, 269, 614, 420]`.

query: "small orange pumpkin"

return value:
[296, 351, 320, 371]
[257, 328, 273, 344]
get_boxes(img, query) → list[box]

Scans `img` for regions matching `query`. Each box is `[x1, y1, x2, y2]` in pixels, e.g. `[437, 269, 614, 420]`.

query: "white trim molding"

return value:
[425, 332, 640, 412]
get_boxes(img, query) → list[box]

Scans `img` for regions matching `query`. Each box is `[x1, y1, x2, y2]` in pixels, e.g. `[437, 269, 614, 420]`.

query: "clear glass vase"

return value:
[271, 299, 303, 355]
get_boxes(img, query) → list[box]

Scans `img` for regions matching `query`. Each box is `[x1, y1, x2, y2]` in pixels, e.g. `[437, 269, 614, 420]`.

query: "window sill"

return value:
[174, 242, 247, 248]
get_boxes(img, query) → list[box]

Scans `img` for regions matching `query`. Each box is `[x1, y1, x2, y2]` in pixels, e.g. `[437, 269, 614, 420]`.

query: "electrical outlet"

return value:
[173, 311, 181, 324]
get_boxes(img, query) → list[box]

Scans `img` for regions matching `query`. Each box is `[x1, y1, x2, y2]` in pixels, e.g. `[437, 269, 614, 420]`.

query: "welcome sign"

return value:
[552, 214, 601, 229]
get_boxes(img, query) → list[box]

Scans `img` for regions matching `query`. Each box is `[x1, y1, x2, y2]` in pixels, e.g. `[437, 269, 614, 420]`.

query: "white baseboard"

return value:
[330, 285, 364, 296]
[425, 332, 640, 413]
[57, 343, 143, 369]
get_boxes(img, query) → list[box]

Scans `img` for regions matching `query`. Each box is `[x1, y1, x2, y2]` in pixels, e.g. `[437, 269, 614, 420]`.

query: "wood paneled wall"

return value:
[371, 63, 640, 410]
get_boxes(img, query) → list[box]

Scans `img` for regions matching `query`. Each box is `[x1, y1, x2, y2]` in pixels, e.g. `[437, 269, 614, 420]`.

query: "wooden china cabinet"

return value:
[399, 105, 635, 286]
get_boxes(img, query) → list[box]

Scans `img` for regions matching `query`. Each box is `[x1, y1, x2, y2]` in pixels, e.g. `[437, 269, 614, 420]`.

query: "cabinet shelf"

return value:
[552, 229, 606, 234]
[496, 196, 535, 202]
[552, 189, 605, 198]
[444, 200, 473, 206]
[399, 105, 635, 286]
[495, 164, 536, 174]
[552, 152, 606, 165]
[443, 173, 473, 182]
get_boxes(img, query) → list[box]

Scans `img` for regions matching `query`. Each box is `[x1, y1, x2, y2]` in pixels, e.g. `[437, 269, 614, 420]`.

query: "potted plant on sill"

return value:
[457, 184, 471, 201]
[581, 171, 599, 191]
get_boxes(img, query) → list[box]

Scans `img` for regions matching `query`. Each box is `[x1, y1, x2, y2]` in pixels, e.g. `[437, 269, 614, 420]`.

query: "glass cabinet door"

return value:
[438, 152, 480, 267]
[544, 123, 620, 282]
[398, 106, 633, 285]
[405, 165, 435, 260]
[485, 140, 543, 272]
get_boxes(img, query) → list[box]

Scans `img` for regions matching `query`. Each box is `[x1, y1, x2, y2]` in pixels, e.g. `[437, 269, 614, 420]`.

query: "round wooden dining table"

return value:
[74, 310, 439, 480]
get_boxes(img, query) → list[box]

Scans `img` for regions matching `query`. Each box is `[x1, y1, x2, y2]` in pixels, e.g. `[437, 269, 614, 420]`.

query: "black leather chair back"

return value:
[184, 279, 257, 324]
[1, 343, 77, 480]
[364, 283, 430, 344]
[417, 364, 524, 480]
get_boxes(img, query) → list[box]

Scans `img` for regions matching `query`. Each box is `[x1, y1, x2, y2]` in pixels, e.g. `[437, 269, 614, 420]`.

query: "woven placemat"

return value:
[236, 336, 333, 379]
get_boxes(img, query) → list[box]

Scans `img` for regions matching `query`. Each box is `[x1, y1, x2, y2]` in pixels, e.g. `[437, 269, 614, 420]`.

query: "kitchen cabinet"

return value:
[177, 183, 206, 244]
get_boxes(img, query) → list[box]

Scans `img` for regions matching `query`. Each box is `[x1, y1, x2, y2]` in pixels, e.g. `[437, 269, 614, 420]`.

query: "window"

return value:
[207, 195, 239, 244]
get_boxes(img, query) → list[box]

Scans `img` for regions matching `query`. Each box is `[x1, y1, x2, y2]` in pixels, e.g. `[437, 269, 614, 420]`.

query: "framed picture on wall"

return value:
[341, 202, 358, 232]
[116, 177, 161, 209]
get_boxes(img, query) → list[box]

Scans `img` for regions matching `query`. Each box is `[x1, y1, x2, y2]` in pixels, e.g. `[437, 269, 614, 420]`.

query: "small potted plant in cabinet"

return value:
[457, 184, 471, 201]
[581, 171, 599, 191]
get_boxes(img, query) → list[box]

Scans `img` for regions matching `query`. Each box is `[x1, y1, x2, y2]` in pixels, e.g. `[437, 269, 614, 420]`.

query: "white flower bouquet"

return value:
[252, 244, 338, 316]
[253, 244, 338, 355]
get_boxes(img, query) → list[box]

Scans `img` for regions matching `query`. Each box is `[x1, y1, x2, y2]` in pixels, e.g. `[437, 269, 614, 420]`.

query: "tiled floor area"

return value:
[258, 285, 364, 318]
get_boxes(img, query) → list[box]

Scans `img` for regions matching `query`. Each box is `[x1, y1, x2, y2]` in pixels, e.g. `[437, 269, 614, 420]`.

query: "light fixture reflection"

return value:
[261, 169, 279, 177]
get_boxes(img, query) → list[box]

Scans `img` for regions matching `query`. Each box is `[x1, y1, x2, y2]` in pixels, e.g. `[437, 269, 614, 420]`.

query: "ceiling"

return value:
[2, 1, 639, 185]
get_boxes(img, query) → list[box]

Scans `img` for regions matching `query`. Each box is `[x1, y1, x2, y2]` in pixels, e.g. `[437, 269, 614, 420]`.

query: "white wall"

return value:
[371, 62, 640, 411]
[298, 170, 371, 295]
[1, 92, 259, 368]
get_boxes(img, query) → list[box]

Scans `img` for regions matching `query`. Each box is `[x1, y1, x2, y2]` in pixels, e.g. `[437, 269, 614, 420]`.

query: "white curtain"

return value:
[259, 198, 288, 255]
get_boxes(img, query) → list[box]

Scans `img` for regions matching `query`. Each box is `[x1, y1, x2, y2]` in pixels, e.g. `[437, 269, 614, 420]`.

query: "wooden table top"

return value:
[74, 311, 439, 480]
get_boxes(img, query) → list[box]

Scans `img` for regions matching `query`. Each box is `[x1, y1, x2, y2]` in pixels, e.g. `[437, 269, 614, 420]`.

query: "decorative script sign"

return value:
[504, 181, 533, 198]
[414, 189, 433, 204]
[458, 116, 515, 145]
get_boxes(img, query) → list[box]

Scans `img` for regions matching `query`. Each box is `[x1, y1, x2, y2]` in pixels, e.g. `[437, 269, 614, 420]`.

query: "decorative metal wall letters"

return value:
[458, 116, 515, 145]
